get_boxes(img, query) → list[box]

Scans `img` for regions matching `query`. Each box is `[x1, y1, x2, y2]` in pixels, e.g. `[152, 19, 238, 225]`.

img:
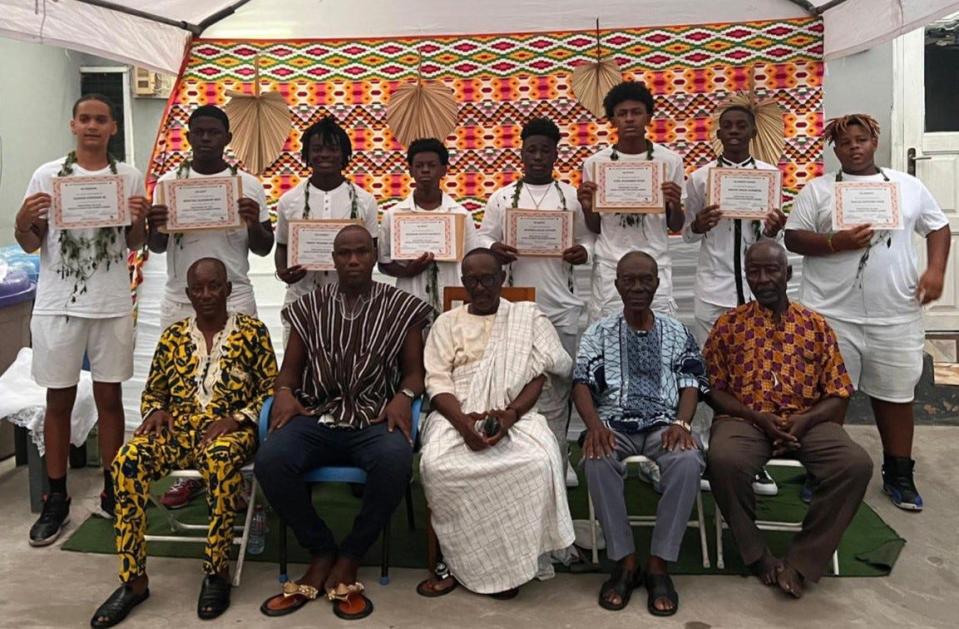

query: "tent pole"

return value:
[197, 0, 254, 32]
[814, 0, 852, 13]
[783, 0, 852, 15]
[74, 0, 201, 35]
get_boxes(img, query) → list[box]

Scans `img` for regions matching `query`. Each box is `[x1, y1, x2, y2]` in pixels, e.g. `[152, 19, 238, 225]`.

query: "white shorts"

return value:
[31, 314, 135, 388]
[826, 317, 924, 404]
[160, 293, 258, 329]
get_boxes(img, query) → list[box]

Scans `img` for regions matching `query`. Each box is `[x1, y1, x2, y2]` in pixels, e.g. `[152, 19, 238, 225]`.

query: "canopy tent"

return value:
[2, 0, 959, 74]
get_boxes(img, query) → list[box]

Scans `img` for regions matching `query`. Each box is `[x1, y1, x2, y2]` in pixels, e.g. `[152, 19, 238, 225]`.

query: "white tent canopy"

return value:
[2, 0, 959, 74]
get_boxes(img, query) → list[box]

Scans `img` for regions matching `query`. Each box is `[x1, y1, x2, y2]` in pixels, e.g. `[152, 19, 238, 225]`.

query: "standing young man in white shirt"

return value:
[147, 105, 273, 329]
[683, 104, 786, 345]
[478, 116, 593, 469]
[785, 114, 950, 511]
[13, 94, 149, 544]
[274, 116, 379, 342]
[578, 81, 685, 321]
[379, 138, 480, 312]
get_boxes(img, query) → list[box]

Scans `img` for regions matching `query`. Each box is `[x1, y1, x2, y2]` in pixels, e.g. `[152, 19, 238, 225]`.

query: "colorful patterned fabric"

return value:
[141, 313, 278, 424]
[147, 19, 824, 224]
[573, 313, 708, 433]
[703, 301, 854, 417]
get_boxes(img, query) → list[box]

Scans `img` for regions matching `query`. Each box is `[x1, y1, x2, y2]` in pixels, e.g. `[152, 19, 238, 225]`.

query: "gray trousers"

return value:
[585, 424, 705, 562]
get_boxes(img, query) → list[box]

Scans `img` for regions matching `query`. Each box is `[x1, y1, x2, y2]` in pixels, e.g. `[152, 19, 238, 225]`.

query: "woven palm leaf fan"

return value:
[222, 56, 292, 175]
[572, 20, 623, 119]
[711, 75, 786, 165]
[387, 63, 458, 146]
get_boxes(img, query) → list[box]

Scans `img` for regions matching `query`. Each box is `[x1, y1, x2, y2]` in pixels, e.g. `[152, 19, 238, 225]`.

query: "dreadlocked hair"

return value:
[823, 114, 880, 145]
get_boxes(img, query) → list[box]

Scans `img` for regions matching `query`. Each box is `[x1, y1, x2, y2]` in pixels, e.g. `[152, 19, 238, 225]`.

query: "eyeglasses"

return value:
[461, 274, 501, 289]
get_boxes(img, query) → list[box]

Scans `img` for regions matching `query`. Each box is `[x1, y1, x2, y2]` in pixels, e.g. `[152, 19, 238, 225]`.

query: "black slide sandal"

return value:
[598, 566, 641, 611]
[645, 573, 679, 617]
[90, 585, 150, 628]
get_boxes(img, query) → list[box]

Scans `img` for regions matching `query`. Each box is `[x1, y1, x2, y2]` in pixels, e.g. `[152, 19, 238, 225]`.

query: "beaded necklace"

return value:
[56, 151, 123, 302]
[610, 142, 655, 229]
[835, 168, 892, 283]
[509, 179, 575, 292]
[412, 194, 443, 311]
[302, 178, 358, 220]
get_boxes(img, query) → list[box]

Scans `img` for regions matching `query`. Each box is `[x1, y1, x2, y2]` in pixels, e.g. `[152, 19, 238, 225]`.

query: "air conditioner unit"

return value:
[134, 67, 175, 99]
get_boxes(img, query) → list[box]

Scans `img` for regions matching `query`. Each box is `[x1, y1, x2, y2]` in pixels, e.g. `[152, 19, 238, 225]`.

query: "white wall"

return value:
[0, 40, 82, 243]
[823, 42, 895, 170]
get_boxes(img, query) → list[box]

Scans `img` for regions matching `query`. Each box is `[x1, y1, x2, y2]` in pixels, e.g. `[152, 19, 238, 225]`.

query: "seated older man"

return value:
[705, 241, 871, 599]
[91, 258, 277, 627]
[255, 225, 432, 620]
[416, 248, 575, 599]
[574, 251, 707, 616]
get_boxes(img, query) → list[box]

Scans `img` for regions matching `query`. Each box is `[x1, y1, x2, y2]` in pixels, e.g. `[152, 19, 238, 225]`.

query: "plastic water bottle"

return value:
[247, 506, 267, 555]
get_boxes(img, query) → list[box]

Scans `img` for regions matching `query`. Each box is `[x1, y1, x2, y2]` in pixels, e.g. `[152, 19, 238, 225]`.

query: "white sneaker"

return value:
[752, 468, 779, 496]
[566, 461, 579, 488]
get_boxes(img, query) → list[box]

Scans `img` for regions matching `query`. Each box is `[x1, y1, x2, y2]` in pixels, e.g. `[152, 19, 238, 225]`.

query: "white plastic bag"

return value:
[0, 347, 98, 456]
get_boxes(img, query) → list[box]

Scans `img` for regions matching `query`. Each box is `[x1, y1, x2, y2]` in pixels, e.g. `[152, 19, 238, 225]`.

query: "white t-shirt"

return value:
[153, 166, 269, 305]
[26, 157, 145, 318]
[683, 157, 781, 310]
[785, 168, 948, 324]
[477, 180, 594, 333]
[581, 143, 686, 270]
[275, 179, 379, 303]
[378, 192, 481, 311]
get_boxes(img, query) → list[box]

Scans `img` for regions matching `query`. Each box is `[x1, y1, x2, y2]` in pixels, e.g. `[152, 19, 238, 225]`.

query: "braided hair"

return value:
[824, 114, 880, 145]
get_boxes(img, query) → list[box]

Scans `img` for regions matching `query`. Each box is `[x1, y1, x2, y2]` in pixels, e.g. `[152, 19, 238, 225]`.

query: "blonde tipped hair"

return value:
[823, 114, 881, 145]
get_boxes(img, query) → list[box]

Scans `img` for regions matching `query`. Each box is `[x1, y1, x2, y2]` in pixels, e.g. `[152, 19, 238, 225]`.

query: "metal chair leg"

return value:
[715, 508, 725, 570]
[379, 517, 391, 585]
[588, 492, 599, 566]
[831, 551, 840, 576]
[695, 490, 710, 568]
[233, 477, 258, 587]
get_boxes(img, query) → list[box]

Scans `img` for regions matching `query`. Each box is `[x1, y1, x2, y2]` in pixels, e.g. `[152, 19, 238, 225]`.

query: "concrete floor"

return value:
[0, 425, 956, 629]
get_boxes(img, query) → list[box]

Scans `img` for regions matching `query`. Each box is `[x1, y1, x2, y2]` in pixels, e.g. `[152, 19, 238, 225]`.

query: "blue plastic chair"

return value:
[258, 395, 421, 585]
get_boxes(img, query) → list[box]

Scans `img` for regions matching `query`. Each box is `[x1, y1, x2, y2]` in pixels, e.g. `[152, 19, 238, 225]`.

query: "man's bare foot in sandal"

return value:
[775, 561, 805, 599]
[326, 556, 374, 620]
[645, 555, 679, 617]
[91, 574, 150, 628]
[259, 554, 334, 617]
[748, 549, 783, 586]
[417, 561, 458, 598]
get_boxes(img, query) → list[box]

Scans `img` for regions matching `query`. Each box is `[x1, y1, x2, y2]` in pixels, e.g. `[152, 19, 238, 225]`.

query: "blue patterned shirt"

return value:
[573, 313, 708, 433]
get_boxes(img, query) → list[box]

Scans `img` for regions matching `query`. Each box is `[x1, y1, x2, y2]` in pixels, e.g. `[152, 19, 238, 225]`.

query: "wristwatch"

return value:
[399, 387, 416, 400]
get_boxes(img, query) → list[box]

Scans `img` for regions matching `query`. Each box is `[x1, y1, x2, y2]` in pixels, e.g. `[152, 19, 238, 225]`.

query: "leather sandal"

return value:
[197, 574, 231, 620]
[416, 561, 458, 598]
[598, 565, 641, 611]
[328, 582, 374, 620]
[645, 572, 679, 617]
[259, 581, 319, 617]
[90, 585, 150, 628]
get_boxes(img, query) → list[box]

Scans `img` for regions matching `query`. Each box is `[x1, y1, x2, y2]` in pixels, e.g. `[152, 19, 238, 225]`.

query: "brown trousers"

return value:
[707, 419, 872, 582]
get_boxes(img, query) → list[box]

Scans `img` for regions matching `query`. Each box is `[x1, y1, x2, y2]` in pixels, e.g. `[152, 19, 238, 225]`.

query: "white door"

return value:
[894, 19, 959, 332]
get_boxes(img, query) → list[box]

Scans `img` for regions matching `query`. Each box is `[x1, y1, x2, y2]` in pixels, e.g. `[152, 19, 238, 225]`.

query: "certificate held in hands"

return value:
[288, 219, 362, 271]
[51, 175, 128, 229]
[504, 209, 574, 257]
[832, 181, 902, 230]
[390, 212, 465, 262]
[706, 167, 782, 219]
[593, 160, 665, 213]
[158, 177, 242, 232]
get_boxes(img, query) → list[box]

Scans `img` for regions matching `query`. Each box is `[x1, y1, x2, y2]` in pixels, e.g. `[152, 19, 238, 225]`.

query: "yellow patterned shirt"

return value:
[141, 313, 278, 425]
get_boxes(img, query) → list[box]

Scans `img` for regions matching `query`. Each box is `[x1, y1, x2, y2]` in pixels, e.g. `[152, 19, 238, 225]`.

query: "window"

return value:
[80, 68, 134, 163]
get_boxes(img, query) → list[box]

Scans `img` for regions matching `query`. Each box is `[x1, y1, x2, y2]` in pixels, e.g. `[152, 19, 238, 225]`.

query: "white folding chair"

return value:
[587, 454, 710, 568]
[144, 462, 257, 586]
[713, 458, 839, 575]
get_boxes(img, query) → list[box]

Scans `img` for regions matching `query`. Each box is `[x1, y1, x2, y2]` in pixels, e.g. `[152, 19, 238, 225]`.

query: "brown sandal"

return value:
[328, 583, 374, 620]
[416, 575, 458, 598]
[259, 581, 319, 617]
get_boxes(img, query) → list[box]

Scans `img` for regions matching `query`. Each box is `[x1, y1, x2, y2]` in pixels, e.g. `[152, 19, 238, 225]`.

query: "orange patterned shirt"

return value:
[703, 301, 853, 417]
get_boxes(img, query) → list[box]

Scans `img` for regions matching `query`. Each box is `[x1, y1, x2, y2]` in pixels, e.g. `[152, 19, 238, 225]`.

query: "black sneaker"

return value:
[29, 493, 71, 546]
[882, 457, 923, 512]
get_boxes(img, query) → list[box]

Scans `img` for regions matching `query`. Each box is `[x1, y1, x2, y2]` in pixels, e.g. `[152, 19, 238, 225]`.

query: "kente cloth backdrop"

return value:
[147, 18, 824, 223]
